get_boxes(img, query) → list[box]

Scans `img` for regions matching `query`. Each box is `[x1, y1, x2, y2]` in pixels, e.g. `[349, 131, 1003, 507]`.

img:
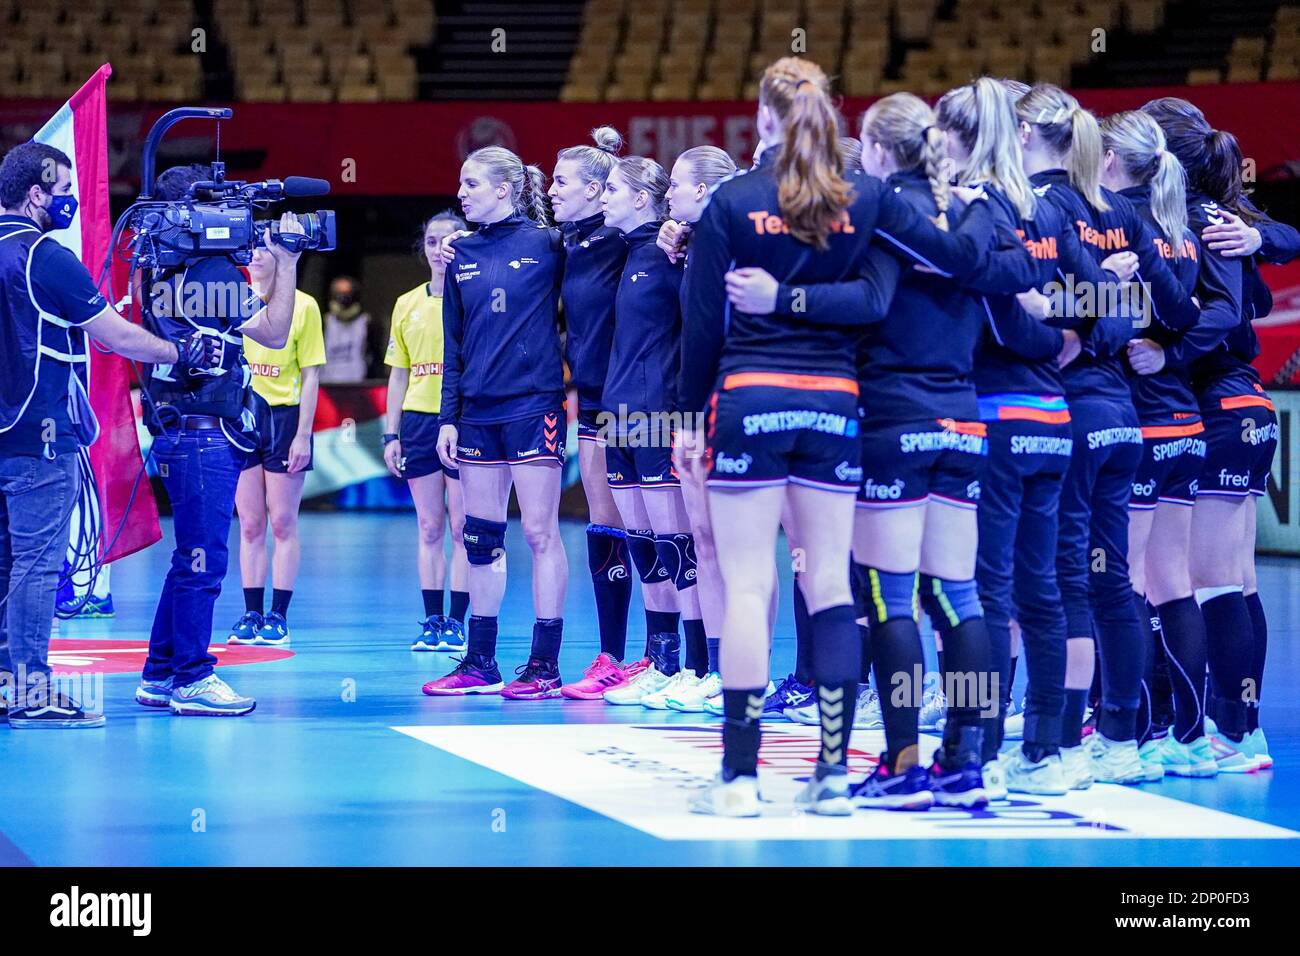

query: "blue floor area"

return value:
[3, 513, 1299, 866]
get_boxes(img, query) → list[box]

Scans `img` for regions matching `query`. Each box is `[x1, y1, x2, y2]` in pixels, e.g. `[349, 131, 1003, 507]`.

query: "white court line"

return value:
[394, 722, 1300, 842]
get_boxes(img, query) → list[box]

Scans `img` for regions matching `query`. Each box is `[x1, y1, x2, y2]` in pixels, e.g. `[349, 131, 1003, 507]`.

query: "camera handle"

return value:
[139, 106, 233, 199]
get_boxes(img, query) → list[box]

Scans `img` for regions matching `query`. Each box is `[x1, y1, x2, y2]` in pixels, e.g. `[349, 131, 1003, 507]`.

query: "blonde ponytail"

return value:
[937, 77, 1036, 221]
[1016, 83, 1110, 212]
[521, 164, 553, 225]
[759, 57, 853, 249]
[1068, 107, 1108, 213]
[467, 146, 553, 225]
[862, 92, 951, 230]
[1100, 109, 1188, 252]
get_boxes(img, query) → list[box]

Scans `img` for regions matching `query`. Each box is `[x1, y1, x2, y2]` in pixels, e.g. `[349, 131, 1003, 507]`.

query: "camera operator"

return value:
[0, 143, 212, 729]
[132, 163, 304, 718]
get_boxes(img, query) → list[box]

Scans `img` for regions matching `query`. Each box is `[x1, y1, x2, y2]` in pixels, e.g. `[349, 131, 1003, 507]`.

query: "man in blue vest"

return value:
[0, 142, 220, 728]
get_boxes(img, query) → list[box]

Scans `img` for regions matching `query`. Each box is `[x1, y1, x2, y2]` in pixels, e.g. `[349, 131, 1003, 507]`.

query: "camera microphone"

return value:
[283, 176, 331, 197]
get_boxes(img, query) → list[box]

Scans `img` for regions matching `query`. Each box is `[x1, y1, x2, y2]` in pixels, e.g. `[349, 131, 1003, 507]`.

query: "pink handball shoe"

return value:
[501, 658, 564, 700]
[421, 656, 505, 696]
[561, 652, 636, 700]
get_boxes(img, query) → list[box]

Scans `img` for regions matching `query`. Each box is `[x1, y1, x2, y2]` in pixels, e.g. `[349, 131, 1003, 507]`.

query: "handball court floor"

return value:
[2, 513, 1299, 867]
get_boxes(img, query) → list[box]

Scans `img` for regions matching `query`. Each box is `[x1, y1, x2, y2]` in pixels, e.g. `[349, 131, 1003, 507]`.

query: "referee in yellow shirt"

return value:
[228, 242, 326, 647]
[385, 212, 470, 651]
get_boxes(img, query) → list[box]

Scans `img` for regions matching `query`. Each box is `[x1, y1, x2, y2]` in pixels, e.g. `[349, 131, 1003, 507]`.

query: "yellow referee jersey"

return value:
[243, 289, 326, 406]
[385, 282, 445, 415]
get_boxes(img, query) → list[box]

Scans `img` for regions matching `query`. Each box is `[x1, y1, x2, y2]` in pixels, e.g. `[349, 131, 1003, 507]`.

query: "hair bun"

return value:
[591, 126, 624, 154]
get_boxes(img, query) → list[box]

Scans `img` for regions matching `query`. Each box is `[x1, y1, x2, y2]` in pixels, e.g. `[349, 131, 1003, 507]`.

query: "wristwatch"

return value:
[382, 433, 399, 446]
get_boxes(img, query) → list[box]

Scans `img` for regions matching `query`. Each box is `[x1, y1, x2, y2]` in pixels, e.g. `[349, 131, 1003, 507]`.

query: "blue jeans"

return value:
[143, 430, 240, 688]
[0, 452, 80, 692]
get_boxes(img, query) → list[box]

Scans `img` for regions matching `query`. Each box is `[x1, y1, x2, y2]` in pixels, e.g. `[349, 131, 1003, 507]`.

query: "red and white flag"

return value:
[35, 65, 161, 562]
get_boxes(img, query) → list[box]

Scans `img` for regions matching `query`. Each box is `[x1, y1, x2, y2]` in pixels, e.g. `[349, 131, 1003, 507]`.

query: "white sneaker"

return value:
[169, 674, 256, 717]
[784, 700, 819, 725]
[1241, 728, 1273, 769]
[794, 768, 853, 816]
[604, 664, 671, 705]
[1060, 744, 1094, 790]
[643, 669, 702, 710]
[1086, 733, 1146, 785]
[700, 680, 773, 717]
[1002, 748, 1070, 795]
[689, 773, 761, 817]
[1141, 734, 1218, 778]
[666, 671, 721, 712]
[855, 685, 883, 729]
[982, 757, 1009, 801]
[1003, 708, 1025, 741]
[1209, 733, 1261, 773]
[919, 686, 947, 731]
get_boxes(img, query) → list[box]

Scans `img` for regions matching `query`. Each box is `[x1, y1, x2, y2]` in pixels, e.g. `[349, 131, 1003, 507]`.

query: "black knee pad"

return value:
[586, 523, 629, 579]
[655, 532, 697, 590]
[463, 515, 507, 566]
[626, 528, 667, 584]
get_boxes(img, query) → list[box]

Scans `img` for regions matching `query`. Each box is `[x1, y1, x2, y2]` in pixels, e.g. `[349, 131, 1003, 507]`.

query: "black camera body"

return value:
[130, 181, 337, 271]
[122, 106, 336, 271]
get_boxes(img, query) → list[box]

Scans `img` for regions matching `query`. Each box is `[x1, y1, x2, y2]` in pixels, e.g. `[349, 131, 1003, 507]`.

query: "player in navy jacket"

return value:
[1195, 192, 1300, 772]
[684, 60, 1032, 818]
[1098, 110, 1221, 778]
[1014, 84, 1201, 787]
[544, 128, 640, 699]
[654, 145, 738, 710]
[1144, 97, 1300, 771]
[589, 155, 713, 708]
[424, 146, 571, 701]
[935, 78, 1124, 798]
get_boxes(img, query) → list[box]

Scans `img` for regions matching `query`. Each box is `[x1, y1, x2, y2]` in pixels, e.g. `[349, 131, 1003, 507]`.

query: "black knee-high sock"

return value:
[1061, 688, 1089, 748]
[1156, 596, 1208, 744]
[422, 589, 443, 618]
[1244, 591, 1267, 733]
[1148, 599, 1175, 731]
[1201, 591, 1253, 741]
[1134, 591, 1156, 745]
[722, 688, 765, 779]
[809, 605, 860, 775]
[271, 588, 292, 617]
[683, 619, 708, 676]
[1089, 652, 1102, 709]
[940, 617, 994, 763]
[645, 610, 679, 658]
[468, 615, 499, 661]
[587, 525, 632, 660]
[793, 578, 814, 686]
[850, 562, 873, 683]
[871, 617, 923, 771]
[449, 590, 470, 623]
[244, 587, 264, 615]
[530, 617, 563, 665]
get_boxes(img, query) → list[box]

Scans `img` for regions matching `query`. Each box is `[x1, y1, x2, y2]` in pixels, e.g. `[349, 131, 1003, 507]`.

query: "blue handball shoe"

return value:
[228, 611, 263, 645]
[255, 611, 291, 646]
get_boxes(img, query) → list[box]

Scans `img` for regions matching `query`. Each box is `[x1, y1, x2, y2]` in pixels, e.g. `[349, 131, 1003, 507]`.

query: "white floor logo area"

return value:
[393, 723, 1298, 842]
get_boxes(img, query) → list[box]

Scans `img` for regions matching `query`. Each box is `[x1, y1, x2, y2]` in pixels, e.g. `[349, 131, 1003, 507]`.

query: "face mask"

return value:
[43, 193, 78, 230]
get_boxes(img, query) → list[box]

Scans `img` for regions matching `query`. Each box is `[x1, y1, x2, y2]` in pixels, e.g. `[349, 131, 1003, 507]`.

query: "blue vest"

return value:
[0, 221, 98, 449]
